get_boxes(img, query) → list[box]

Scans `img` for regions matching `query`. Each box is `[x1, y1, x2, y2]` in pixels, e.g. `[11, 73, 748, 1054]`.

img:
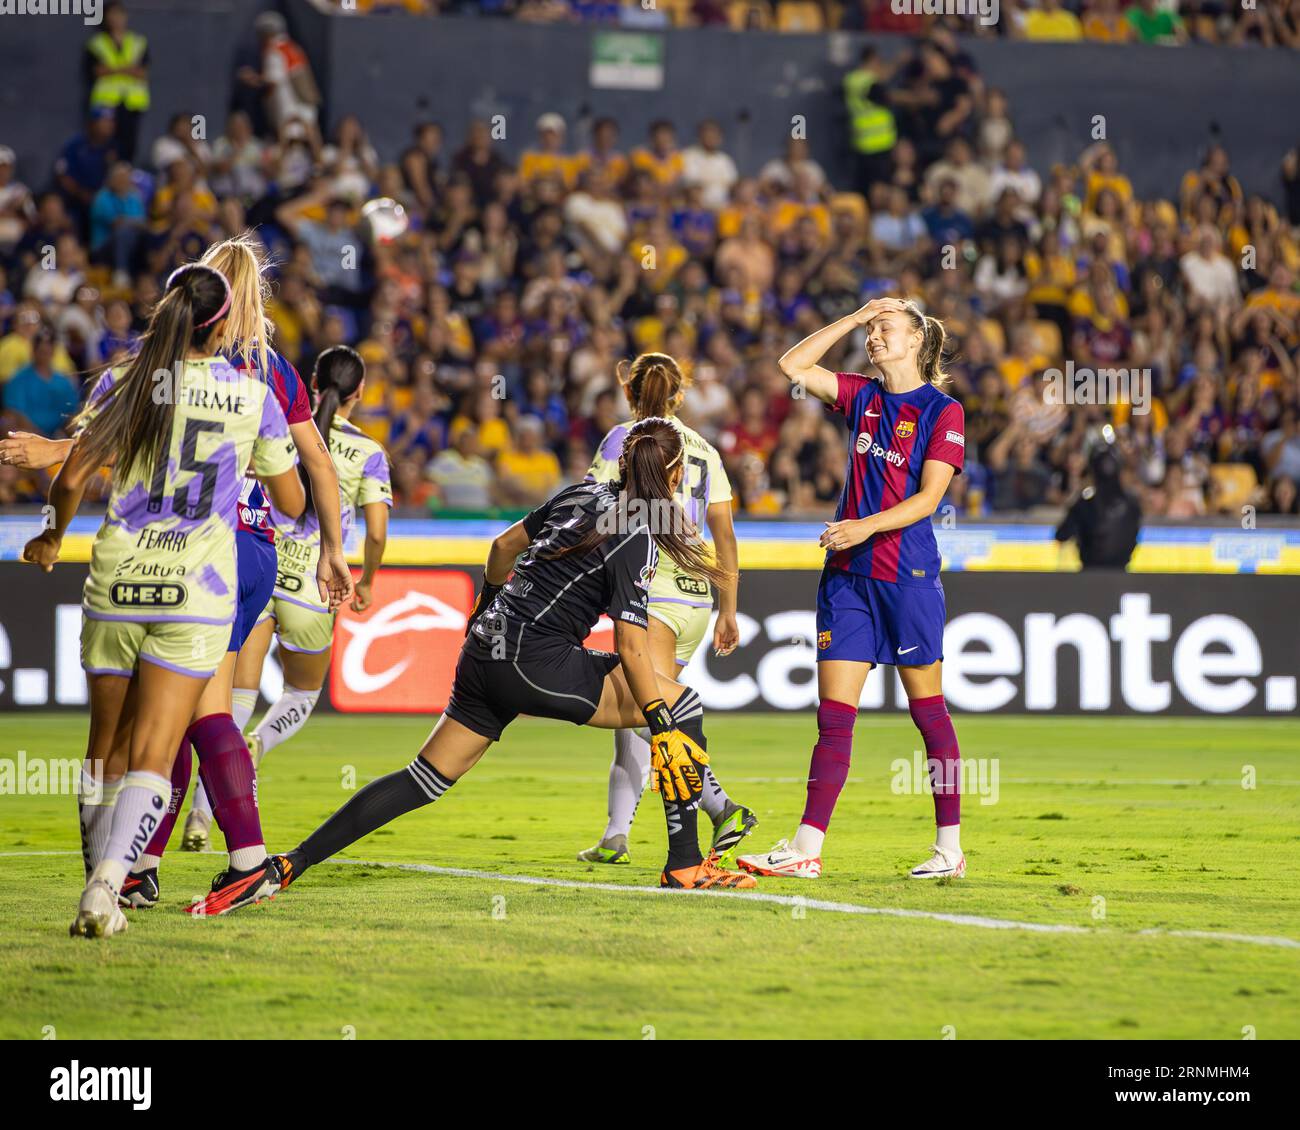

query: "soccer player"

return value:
[174, 234, 351, 860]
[272, 418, 757, 895]
[22, 264, 303, 938]
[737, 298, 969, 881]
[233, 346, 391, 769]
[576, 352, 756, 866]
[4, 237, 352, 916]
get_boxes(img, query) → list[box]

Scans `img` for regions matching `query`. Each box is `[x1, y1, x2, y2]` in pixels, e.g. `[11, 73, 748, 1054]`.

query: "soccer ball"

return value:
[360, 197, 409, 245]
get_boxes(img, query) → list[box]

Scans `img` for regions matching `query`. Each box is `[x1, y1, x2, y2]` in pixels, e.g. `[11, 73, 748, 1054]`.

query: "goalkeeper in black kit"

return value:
[273, 417, 757, 891]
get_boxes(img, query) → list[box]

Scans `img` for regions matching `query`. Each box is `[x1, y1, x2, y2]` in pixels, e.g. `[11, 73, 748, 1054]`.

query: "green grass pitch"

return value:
[0, 712, 1296, 1039]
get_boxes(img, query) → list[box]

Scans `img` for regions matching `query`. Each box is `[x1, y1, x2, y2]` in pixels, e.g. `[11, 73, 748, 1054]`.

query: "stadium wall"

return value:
[3, 5, 1299, 205]
[2, 562, 1293, 717]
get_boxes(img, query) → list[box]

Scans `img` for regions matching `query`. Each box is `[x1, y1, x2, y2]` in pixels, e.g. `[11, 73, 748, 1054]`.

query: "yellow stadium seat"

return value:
[1208, 463, 1258, 513]
[777, 1, 824, 31]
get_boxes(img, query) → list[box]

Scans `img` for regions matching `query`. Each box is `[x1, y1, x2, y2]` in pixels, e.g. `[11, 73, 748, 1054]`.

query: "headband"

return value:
[165, 264, 232, 329]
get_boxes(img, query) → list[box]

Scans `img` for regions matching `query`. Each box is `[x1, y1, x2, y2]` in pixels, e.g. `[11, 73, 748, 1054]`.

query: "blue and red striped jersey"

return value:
[233, 349, 312, 544]
[826, 371, 965, 586]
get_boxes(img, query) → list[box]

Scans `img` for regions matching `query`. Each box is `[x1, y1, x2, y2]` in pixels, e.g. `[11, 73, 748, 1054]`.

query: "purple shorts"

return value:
[815, 566, 945, 667]
[229, 529, 277, 652]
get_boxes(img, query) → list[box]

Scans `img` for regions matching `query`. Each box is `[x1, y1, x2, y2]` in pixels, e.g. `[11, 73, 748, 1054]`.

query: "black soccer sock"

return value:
[663, 687, 706, 871]
[296, 758, 455, 869]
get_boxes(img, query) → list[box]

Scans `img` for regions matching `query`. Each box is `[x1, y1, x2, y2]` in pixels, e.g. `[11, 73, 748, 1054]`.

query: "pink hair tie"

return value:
[165, 264, 232, 328]
[197, 287, 232, 328]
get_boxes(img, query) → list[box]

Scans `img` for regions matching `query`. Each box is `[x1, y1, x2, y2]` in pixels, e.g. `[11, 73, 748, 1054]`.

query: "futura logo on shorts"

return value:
[856, 431, 906, 467]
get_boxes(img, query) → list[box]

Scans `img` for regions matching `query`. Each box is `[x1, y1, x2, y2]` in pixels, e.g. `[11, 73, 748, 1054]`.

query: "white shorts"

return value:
[647, 601, 711, 666]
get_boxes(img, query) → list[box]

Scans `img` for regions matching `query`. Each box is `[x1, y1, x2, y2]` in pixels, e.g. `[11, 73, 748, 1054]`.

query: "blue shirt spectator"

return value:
[5, 334, 79, 436]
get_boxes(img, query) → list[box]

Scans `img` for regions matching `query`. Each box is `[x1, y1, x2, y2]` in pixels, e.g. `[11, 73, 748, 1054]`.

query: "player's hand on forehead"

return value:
[853, 295, 909, 327]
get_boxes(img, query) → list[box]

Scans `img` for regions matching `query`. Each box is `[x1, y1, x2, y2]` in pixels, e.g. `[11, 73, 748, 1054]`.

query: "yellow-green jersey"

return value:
[586, 416, 732, 607]
[82, 357, 297, 626]
[269, 416, 392, 611]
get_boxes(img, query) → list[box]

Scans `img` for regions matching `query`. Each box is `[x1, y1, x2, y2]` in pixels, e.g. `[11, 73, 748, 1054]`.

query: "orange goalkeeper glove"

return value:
[643, 699, 709, 803]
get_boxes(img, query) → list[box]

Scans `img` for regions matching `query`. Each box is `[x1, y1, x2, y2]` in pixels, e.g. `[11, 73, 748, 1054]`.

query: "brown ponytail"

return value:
[617, 352, 690, 419]
[901, 302, 949, 387]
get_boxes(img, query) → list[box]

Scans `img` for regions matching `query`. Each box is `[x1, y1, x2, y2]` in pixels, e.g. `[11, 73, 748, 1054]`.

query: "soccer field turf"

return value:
[0, 712, 1296, 1040]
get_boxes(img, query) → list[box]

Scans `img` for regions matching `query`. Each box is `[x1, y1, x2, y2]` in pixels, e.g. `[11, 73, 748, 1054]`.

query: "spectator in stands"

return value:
[90, 161, 145, 284]
[682, 120, 738, 212]
[54, 108, 119, 233]
[843, 46, 898, 194]
[631, 120, 685, 191]
[1083, 0, 1135, 42]
[277, 184, 366, 305]
[240, 11, 322, 143]
[1025, 0, 1085, 40]
[496, 414, 561, 506]
[428, 426, 493, 511]
[1126, 0, 1188, 44]
[1181, 226, 1242, 311]
[83, 2, 150, 163]
[0, 148, 34, 257]
[520, 113, 577, 189]
[3, 329, 78, 438]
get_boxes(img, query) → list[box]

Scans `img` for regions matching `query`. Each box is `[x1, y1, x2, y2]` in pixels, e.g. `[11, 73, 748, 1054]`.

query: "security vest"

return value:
[88, 31, 150, 112]
[844, 68, 896, 156]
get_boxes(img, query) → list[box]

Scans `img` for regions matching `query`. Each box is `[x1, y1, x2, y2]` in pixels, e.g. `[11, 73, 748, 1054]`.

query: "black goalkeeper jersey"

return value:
[465, 481, 658, 660]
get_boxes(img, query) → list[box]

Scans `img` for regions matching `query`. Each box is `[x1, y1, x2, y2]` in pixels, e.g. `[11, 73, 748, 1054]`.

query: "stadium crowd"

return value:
[1, 5, 1299, 520]
[327, 0, 1300, 47]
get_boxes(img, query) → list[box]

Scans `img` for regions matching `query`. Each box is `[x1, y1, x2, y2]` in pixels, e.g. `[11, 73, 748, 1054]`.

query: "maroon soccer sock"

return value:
[189, 713, 264, 857]
[909, 694, 961, 828]
[140, 736, 192, 861]
[799, 699, 858, 832]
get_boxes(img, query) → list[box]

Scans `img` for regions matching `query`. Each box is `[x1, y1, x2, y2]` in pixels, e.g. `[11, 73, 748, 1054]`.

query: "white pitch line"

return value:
[335, 858, 1300, 950]
[7, 850, 1298, 950]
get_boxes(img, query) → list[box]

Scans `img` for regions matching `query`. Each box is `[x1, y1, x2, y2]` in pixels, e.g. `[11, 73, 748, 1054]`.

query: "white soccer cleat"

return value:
[736, 838, 822, 879]
[909, 844, 966, 879]
[69, 879, 130, 939]
[181, 808, 211, 852]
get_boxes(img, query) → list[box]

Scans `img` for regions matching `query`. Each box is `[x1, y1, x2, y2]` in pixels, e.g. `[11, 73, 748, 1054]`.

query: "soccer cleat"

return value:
[70, 879, 130, 939]
[661, 854, 757, 889]
[247, 731, 264, 769]
[709, 802, 758, 861]
[576, 833, 630, 865]
[186, 856, 282, 917]
[181, 808, 210, 852]
[908, 845, 966, 880]
[118, 868, 160, 909]
[736, 838, 822, 879]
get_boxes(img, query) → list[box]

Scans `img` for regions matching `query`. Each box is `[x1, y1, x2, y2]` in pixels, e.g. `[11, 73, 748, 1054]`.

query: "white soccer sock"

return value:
[792, 823, 825, 857]
[90, 770, 172, 895]
[229, 845, 266, 871]
[937, 823, 962, 854]
[700, 766, 731, 823]
[231, 687, 258, 732]
[79, 768, 122, 881]
[603, 728, 651, 841]
[252, 686, 321, 763]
